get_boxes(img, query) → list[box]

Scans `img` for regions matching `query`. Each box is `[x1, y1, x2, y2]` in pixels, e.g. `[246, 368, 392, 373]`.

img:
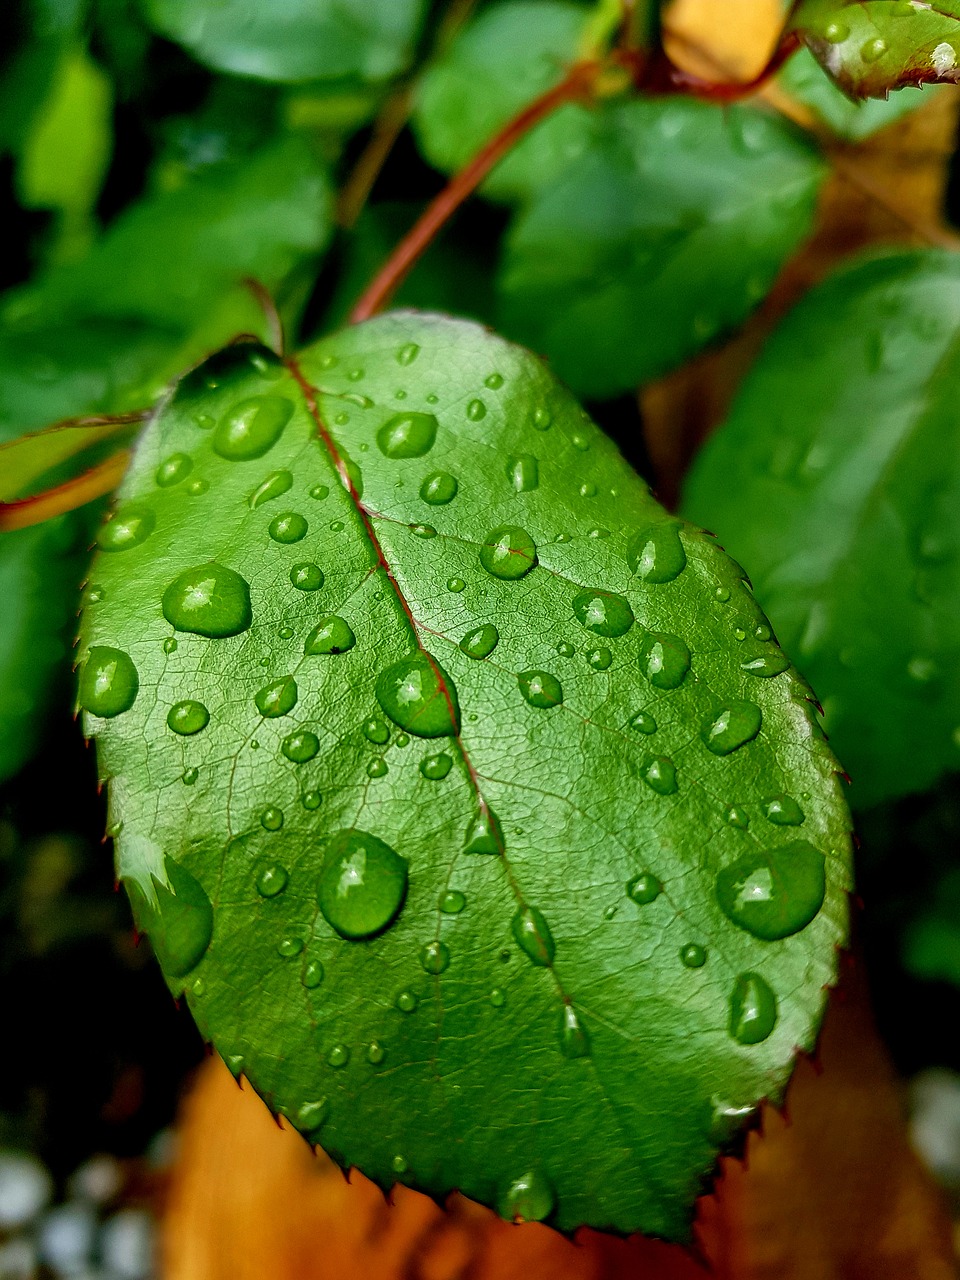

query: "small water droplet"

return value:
[309, 484, 329, 500]
[701, 701, 762, 755]
[718, 840, 825, 940]
[396, 733, 410, 747]
[79, 648, 139, 718]
[366, 1040, 386, 1065]
[555, 641, 574, 658]
[571, 433, 589, 451]
[363, 718, 390, 744]
[459, 624, 499, 659]
[823, 19, 849, 42]
[627, 873, 661, 904]
[302, 959, 324, 988]
[420, 940, 450, 973]
[420, 752, 452, 780]
[396, 990, 418, 1012]
[97, 505, 155, 552]
[318, 830, 408, 939]
[162, 637, 178, 654]
[763, 794, 805, 826]
[680, 943, 707, 969]
[249, 469, 293, 508]
[445, 576, 465, 593]
[464, 808, 503, 854]
[642, 756, 677, 795]
[733, 627, 747, 642]
[187, 478, 209, 496]
[304, 616, 355, 655]
[479, 525, 537, 580]
[754, 624, 771, 642]
[532, 407, 552, 430]
[375, 652, 460, 737]
[302, 790, 322, 809]
[156, 452, 193, 487]
[741, 652, 789, 678]
[638, 632, 690, 689]
[391, 1154, 408, 1174]
[167, 700, 209, 735]
[490, 987, 506, 1007]
[572, 588, 634, 637]
[506, 453, 539, 492]
[724, 805, 749, 829]
[327, 1044, 350, 1068]
[181, 767, 199, 785]
[297, 1099, 328, 1133]
[367, 757, 388, 778]
[409, 522, 437, 539]
[162, 564, 252, 637]
[466, 398, 487, 421]
[268, 512, 308, 543]
[861, 36, 887, 62]
[628, 711, 657, 734]
[420, 471, 458, 504]
[377, 411, 438, 458]
[289, 562, 324, 592]
[397, 343, 420, 365]
[485, 373, 504, 389]
[518, 670, 563, 709]
[730, 972, 778, 1044]
[260, 805, 284, 831]
[255, 676, 297, 717]
[193, 412, 215, 429]
[277, 625, 294, 640]
[85, 584, 105, 604]
[440, 889, 466, 913]
[512, 906, 556, 967]
[499, 1170, 554, 1223]
[559, 1004, 590, 1058]
[256, 863, 288, 897]
[213, 396, 293, 460]
[586, 647, 612, 671]
[278, 935, 302, 956]
[715, 585, 731, 602]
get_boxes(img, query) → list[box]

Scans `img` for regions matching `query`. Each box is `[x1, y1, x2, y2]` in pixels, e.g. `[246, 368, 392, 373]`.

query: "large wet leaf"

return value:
[683, 250, 960, 809]
[791, 0, 960, 98]
[79, 313, 851, 1237]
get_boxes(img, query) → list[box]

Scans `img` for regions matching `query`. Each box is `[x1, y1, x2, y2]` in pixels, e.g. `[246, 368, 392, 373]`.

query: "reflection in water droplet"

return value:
[318, 829, 408, 939]
[440, 890, 466, 913]
[377, 411, 438, 458]
[255, 676, 298, 717]
[479, 525, 537, 580]
[249, 469, 293, 508]
[638, 632, 690, 689]
[375, 652, 460, 737]
[506, 454, 539, 492]
[512, 906, 556, 967]
[167, 700, 209, 735]
[559, 1004, 590, 1058]
[302, 960, 324, 988]
[213, 396, 293, 460]
[79, 648, 139, 718]
[764, 794, 804, 825]
[396, 990, 418, 1013]
[420, 752, 452, 780]
[256, 864, 288, 897]
[304, 616, 355, 655]
[701, 701, 762, 756]
[499, 1169, 554, 1223]
[572, 589, 634, 637]
[730, 972, 778, 1045]
[290, 562, 324, 591]
[518, 670, 563, 709]
[642, 756, 677, 795]
[680, 943, 707, 969]
[420, 940, 450, 974]
[627, 873, 661, 904]
[464, 808, 503, 854]
[98, 505, 155, 552]
[717, 841, 825, 940]
[156, 453, 193, 487]
[460, 624, 499, 659]
[629, 711, 657, 734]
[162, 564, 252, 637]
[420, 471, 458, 505]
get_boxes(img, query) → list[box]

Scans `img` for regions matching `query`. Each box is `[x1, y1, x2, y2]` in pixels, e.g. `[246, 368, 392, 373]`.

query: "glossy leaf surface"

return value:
[80, 314, 851, 1237]
[684, 250, 960, 808]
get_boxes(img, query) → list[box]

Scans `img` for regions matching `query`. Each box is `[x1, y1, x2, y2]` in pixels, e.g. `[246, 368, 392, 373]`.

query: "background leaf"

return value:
[79, 313, 850, 1237]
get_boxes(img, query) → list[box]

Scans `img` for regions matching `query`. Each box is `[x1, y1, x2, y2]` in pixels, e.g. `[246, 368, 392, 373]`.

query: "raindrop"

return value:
[467, 398, 487, 421]
[724, 806, 749, 829]
[167, 700, 209, 735]
[485, 373, 504, 389]
[85, 584, 105, 604]
[754, 624, 771, 642]
[213, 396, 293, 460]
[309, 484, 329, 500]
[290, 562, 324, 591]
[410, 523, 437, 539]
[260, 806, 284, 831]
[446, 576, 466, 593]
[627, 873, 661, 904]
[187, 478, 209, 496]
[680, 944, 707, 969]
[420, 752, 452, 780]
[193, 412, 215, 429]
[717, 840, 826, 940]
[297, 1100, 328, 1134]
[459, 624, 499, 659]
[397, 343, 420, 365]
[490, 988, 506, 1007]
[304, 616, 355, 655]
[532, 407, 552, 430]
[327, 1044, 350, 1068]
[626, 523, 686, 582]
[278, 935, 302, 956]
[701, 701, 762, 755]
[741, 653, 789, 678]
[318, 829, 408, 939]
[518, 670, 563, 709]
[367, 758, 388, 778]
[440, 890, 466, 913]
[162, 637, 178, 654]
[638, 631, 690, 689]
[255, 676, 298, 717]
[556, 641, 575, 658]
[269, 512, 308, 543]
[162, 564, 252, 637]
[396, 990, 418, 1013]
[302, 790, 322, 809]
[729, 973, 778, 1045]
[156, 453, 193, 487]
[256, 864, 288, 897]
[860, 36, 887, 62]
[715, 586, 731, 603]
[572, 588, 634, 637]
[764, 795, 805, 825]
[249, 469, 293, 508]
[79, 648, 139, 718]
[363, 718, 390, 744]
[642, 756, 678, 795]
[579, 482, 597, 498]
[280, 730, 319, 763]
[420, 471, 458, 505]
[375, 652, 460, 737]
[559, 1005, 590, 1059]
[506, 454, 539, 492]
[366, 1040, 386, 1065]
[302, 960, 324, 988]
[377, 411, 438, 458]
[420, 940, 450, 974]
[511, 906, 556, 967]
[479, 525, 537, 580]
[628, 711, 657, 735]
[571, 433, 589, 451]
[97, 505, 155, 552]
[464, 808, 503, 855]
[499, 1170, 554, 1223]
[278, 626, 294, 640]
[586, 647, 612, 671]
[181, 767, 199, 785]
[391, 1154, 408, 1174]
[823, 19, 849, 42]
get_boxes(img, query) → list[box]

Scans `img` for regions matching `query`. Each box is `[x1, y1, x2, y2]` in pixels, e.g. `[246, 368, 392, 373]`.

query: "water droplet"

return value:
[638, 631, 690, 689]
[441, 578, 464, 596]
[213, 396, 293, 460]
[255, 677, 297, 718]
[754, 624, 771, 642]
[256, 864, 288, 897]
[586, 647, 612, 671]
[302, 790, 322, 810]
[628, 711, 657, 734]
[490, 987, 506, 1007]
[162, 637, 178, 654]
[259, 804, 283, 831]
[286, 563, 323, 594]
[278, 935, 302, 956]
[249, 469, 293, 509]
[156, 453, 193, 487]
[420, 940, 450, 973]
[79, 647, 139, 718]
[642, 756, 677, 795]
[680, 943, 707, 969]
[499, 1170, 554, 1223]
[718, 840, 825, 940]
[479, 525, 537, 580]
[571, 433, 589, 451]
[181, 767, 199, 785]
[408, 523, 436, 540]
[532, 407, 552, 430]
[466, 398, 487, 421]
[377, 411, 438, 458]
[420, 471, 458, 504]
[715, 586, 731, 602]
[730, 973, 778, 1044]
[132, 858, 212, 978]
[362, 718, 389, 744]
[485, 372, 504, 389]
[505, 453, 539, 492]
[861, 36, 887, 62]
[626, 522, 686, 582]
[397, 343, 420, 365]
[302, 960, 324, 988]
[193, 412, 215, 429]
[724, 805, 749, 829]
[555, 641, 574, 658]
[588, 527, 611, 539]
[375, 652, 460, 737]
[733, 626, 747, 642]
[420, 752, 452, 780]
[187, 478, 209, 496]
[763, 794, 805, 826]
[268, 512, 308, 544]
[518, 670, 563, 709]
[318, 830, 408, 939]
[342, 392, 372, 409]
[459, 624, 499, 659]
[440, 889, 466, 913]
[304, 616, 355, 655]
[367, 757, 388, 778]
[167, 700, 209, 735]
[396, 990, 418, 1012]
[85, 584, 105, 604]
[162, 564, 252, 637]
[627, 873, 661, 904]
[278, 730, 318, 763]
[701, 701, 762, 755]
[572, 588, 634, 637]
[366, 1040, 386, 1065]
[559, 1004, 590, 1058]
[309, 484, 329, 500]
[512, 906, 556, 967]
[391, 1154, 408, 1174]
[97, 505, 155, 552]
[396, 733, 410, 747]
[277, 625, 294, 640]
[823, 19, 849, 42]
[327, 1044, 350, 1068]
[464, 808, 503, 854]
[741, 652, 789, 678]
[297, 1100, 328, 1134]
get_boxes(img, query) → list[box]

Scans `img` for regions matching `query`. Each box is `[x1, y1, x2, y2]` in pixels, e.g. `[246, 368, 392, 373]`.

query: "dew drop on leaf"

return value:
[309, 484, 329, 500]
[764, 794, 805, 825]
[278, 935, 303, 956]
[499, 1169, 554, 1223]
[304, 616, 355, 655]
[532, 407, 551, 430]
[440, 890, 466, 913]
[638, 632, 690, 689]
[187, 478, 209, 496]
[391, 1154, 408, 1174]
[628, 711, 657, 735]
[701, 701, 762, 756]
[459, 624, 499, 659]
[559, 1005, 590, 1059]
[79, 647, 139, 718]
[518, 670, 563, 709]
[464, 807, 503, 855]
[256, 864, 288, 897]
[396, 990, 417, 1012]
[740, 652, 789, 678]
[290, 562, 324, 591]
[366, 1040, 386, 1065]
[327, 1044, 350, 1068]
[377, 411, 438, 458]
[511, 906, 556, 967]
[556, 641, 575, 658]
[467, 398, 486, 421]
[680, 944, 707, 969]
[297, 1100, 328, 1134]
[375, 652, 460, 737]
[420, 940, 450, 974]
[167, 700, 209, 735]
[397, 342, 420, 365]
[627, 873, 661, 904]
[490, 987, 506, 1007]
[586, 647, 612, 671]
[268, 512, 308, 543]
[260, 806, 284, 831]
[317, 830, 408, 940]
[419, 471, 458, 504]
[420, 752, 452, 780]
[250, 469, 293, 508]
[479, 525, 537, 580]
[162, 564, 252, 637]
[367, 758, 388, 778]
[362, 718, 390, 744]
[446, 576, 466, 593]
[156, 453, 193, 487]
[485, 373, 504, 389]
[181, 767, 199, 785]
[255, 676, 298, 718]
[505, 453, 539, 492]
[626, 522, 686, 583]
[717, 841, 826, 940]
[572, 588, 634, 637]
[162, 637, 177, 654]
[729, 972, 778, 1045]
[213, 396, 293, 461]
[302, 960, 324, 988]
[724, 805, 750, 829]
[642, 756, 678, 795]
[860, 36, 887, 62]
[97, 505, 155, 552]
[281, 730, 320, 763]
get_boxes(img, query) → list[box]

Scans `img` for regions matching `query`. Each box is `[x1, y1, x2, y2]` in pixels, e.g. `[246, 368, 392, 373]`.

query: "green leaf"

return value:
[683, 250, 960, 809]
[142, 0, 427, 84]
[497, 99, 825, 397]
[0, 416, 138, 503]
[79, 314, 850, 1237]
[790, 0, 960, 98]
[779, 45, 939, 140]
[413, 1, 596, 204]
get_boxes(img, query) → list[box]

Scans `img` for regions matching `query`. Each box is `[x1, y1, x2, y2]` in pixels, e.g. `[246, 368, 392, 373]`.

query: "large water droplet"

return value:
[559, 1004, 590, 1058]
[729, 972, 778, 1045]
[162, 564, 252, 637]
[304, 616, 355, 655]
[255, 676, 298, 717]
[167, 700, 209, 735]
[518, 670, 563, 709]
[512, 906, 556, 966]
[764, 794, 804, 825]
[131, 858, 213, 979]
[459, 624, 499, 659]
[377, 411, 438, 458]
[282, 730, 320, 762]
[420, 940, 450, 974]
[626, 522, 686, 583]
[97, 505, 155, 552]
[741, 652, 789, 679]
[505, 453, 539, 492]
[627, 873, 661, 904]
[156, 453, 193, 488]
[642, 756, 677, 795]
[572, 588, 634, 637]
[318, 830, 408, 939]
[717, 840, 825, 940]
[479, 525, 537, 580]
[375, 652, 460, 737]
[464, 807, 502, 854]
[249, 469, 293, 508]
[213, 396, 293, 460]
[499, 1169, 554, 1223]
[701, 701, 762, 755]
[420, 471, 458, 505]
[79, 647, 139, 718]
[638, 631, 690, 689]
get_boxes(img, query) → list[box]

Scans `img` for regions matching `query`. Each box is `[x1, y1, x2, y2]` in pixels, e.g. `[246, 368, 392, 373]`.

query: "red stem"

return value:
[640, 30, 800, 100]
[349, 60, 599, 324]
